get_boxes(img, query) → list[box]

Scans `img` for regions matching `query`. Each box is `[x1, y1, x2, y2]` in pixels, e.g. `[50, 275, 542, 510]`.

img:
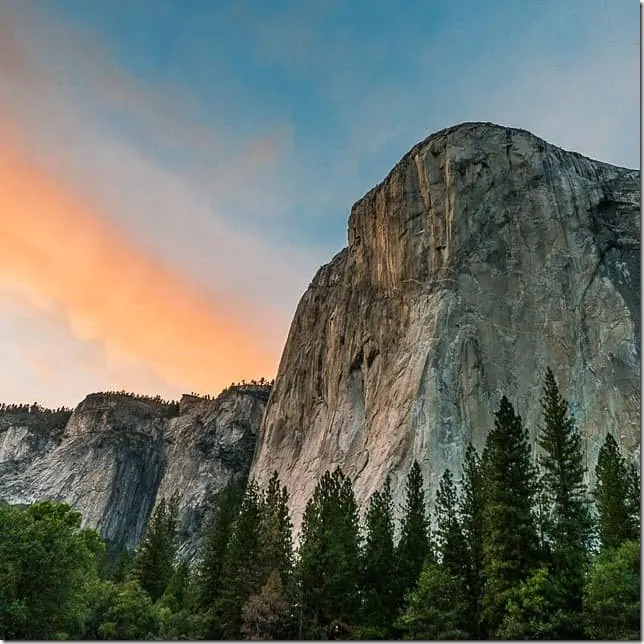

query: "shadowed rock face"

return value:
[0, 387, 269, 559]
[250, 122, 640, 533]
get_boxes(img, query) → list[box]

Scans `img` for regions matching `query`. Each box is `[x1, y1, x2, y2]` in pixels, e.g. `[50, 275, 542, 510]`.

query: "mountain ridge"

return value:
[0, 385, 270, 558]
[0, 121, 639, 548]
[251, 121, 640, 533]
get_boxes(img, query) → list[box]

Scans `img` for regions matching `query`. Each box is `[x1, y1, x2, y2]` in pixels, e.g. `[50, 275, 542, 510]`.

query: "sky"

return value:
[0, 0, 639, 408]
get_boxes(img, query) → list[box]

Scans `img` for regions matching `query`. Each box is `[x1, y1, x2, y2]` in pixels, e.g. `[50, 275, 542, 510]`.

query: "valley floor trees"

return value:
[0, 368, 639, 640]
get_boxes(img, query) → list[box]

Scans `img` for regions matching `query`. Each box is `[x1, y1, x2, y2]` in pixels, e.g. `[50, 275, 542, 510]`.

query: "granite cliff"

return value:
[250, 122, 640, 532]
[0, 385, 269, 559]
[0, 122, 639, 549]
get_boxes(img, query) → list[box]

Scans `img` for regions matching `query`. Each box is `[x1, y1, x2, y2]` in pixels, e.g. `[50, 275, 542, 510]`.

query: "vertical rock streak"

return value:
[251, 122, 640, 532]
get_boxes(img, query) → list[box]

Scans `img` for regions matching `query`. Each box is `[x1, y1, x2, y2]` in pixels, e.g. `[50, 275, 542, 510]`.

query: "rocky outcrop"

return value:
[250, 122, 640, 533]
[158, 388, 268, 559]
[0, 386, 269, 558]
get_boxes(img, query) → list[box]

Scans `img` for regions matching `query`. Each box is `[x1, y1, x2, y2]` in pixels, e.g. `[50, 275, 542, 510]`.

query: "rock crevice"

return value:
[250, 122, 640, 532]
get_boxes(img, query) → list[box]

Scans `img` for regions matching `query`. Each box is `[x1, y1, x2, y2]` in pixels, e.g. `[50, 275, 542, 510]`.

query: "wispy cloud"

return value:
[0, 293, 180, 408]
[0, 0, 637, 407]
[0, 0, 327, 404]
[0, 131, 279, 395]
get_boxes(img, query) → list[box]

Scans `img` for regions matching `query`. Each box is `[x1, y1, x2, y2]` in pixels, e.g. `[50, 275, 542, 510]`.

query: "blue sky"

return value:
[0, 0, 638, 406]
[31, 0, 640, 248]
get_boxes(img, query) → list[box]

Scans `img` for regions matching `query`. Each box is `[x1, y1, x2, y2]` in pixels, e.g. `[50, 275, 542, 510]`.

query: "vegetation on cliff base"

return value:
[0, 369, 639, 640]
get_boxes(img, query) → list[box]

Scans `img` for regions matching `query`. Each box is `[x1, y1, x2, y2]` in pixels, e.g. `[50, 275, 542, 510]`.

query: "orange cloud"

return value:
[0, 130, 278, 394]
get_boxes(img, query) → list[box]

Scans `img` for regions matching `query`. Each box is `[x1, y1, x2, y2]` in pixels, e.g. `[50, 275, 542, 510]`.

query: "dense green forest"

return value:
[0, 369, 639, 640]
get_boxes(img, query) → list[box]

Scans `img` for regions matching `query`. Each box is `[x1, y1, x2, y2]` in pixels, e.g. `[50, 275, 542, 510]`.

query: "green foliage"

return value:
[435, 469, 468, 578]
[2, 378, 637, 641]
[211, 480, 264, 638]
[109, 547, 135, 583]
[459, 443, 485, 637]
[194, 481, 243, 615]
[78, 578, 119, 639]
[297, 467, 361, 636]
[583, 540, 640, 640]
[97, 579, 158, 640]
[155, 560, 199, 640]
[359, 475, 397, 637]
[0, 402, 72, 435]
[498, 565, 571, 639]
[595, 433, 639, 550]
[89, 390, 179, 415]
[625, 460, 640, 535]
[259, 471, 294, 586]
[535, 368, 592, 635]
[537, 370, 591, 541]
[0, 500, 103, 639]
[397, 561, 470, 640]
[395, 460, 431, 604]
[161, 558, 192, 612]
[480, 395, 540, 636]
[132, 495, 179, 602]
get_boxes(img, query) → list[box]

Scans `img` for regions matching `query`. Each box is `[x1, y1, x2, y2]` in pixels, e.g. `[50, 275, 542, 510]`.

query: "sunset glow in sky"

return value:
[0, 0, 638, 407]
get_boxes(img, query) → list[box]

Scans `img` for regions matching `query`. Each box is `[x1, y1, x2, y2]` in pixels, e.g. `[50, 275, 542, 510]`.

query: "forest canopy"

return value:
[0, 369, 639, 640]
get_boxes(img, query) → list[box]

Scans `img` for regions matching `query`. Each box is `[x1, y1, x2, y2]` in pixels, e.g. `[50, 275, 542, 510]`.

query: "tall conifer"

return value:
[480, 395, 540, 636]
[625, 461, 640, 536]
[131, 495, 179, 602]
[213, 481, 264, 639]
[434, 468, 468, 578]
[297, 467, 361, 637]
[258, 471, 294, 586]
[595, 433, 638, 550]
[395, 460, 430, 605]
[460, 443, 485, 637]
[194, 482, 243, 637]
[535, 368, 592, 634]
[359, 475, 396, 638]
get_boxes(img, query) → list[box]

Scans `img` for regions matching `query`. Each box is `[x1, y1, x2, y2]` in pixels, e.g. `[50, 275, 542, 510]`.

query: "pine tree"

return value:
[194, 481, 243, 636]
[480, 395, 540, 636]
[258, 471, 294, 586]
[131, 495, 179, 602]
[498, 565, 569, 639]
[109, 548, 135, 584]
[297, 467, 361, 637]
[396, 560, 470, 640]
[155, 560, 197, 639]
[212, 480, 264, 639]
[425, 468, 472, 638]
[435, 469, 468, 579]
[395, 460, 431, 606]
[595, 433, 638, 549]
[358, 475, 396, 638]
[534, 368, 592, 636]
[582, 539, 640, 640]
[459, 443, 485, 637]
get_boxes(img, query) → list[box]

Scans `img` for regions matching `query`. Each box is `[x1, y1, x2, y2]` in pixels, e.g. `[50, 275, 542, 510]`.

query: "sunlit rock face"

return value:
[0, 386, 269, 559]
[250, 122, 640, 533]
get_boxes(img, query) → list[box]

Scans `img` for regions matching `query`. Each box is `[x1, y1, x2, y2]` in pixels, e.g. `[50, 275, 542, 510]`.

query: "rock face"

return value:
[250, 122, 640, 533]
[0, 386, 269, 559]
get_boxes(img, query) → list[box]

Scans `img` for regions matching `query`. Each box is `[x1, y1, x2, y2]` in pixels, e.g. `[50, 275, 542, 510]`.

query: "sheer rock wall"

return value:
[250, 122, 640, 532]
